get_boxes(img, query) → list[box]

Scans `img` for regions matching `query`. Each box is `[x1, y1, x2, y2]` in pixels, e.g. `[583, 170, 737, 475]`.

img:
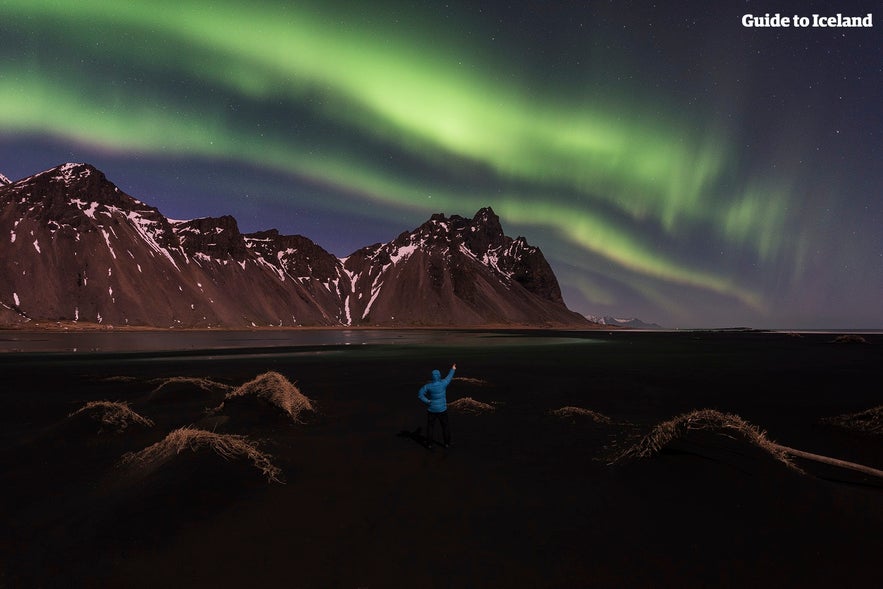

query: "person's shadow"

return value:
[396, 427, 434, 450]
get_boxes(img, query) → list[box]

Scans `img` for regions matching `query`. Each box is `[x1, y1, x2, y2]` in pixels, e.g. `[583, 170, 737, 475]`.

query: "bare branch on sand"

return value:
[612, 408, 883, 481]
[120, 426, 283, 483]
[67, 401, 154, 434]
[611, 409, 796, 469]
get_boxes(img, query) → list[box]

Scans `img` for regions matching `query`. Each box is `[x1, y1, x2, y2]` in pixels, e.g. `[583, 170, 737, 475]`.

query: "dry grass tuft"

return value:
[821, 405, 883, 435]
[611, 409, 796, 469]
[550, 406, 612, 424]
[68, 401, 154, 434]
[218, 371, 315, 423]
[832, 334, 868, 344]
[151, 376, 233, 395]
[448, 397, 496, 414]
[120, 426, 282, 483]
[454, 376, 491, 386]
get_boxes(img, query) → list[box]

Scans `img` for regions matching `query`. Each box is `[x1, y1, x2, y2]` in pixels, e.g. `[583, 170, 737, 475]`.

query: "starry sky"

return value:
[1, 0, 880, 329]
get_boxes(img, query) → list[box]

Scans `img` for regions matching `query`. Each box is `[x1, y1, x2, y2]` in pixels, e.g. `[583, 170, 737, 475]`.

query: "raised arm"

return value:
[442, 365, 456, 386]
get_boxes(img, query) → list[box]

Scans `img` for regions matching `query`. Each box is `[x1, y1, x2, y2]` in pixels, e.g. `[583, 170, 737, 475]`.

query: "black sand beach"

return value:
[1, 330, 881, 588]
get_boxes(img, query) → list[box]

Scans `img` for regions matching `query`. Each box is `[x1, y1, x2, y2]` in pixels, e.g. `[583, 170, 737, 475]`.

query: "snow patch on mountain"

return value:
[46, 162, 94, 186]
[128, 211, 181, 270]
[70, 199, 101, 219]
[390, 242, 419, 264]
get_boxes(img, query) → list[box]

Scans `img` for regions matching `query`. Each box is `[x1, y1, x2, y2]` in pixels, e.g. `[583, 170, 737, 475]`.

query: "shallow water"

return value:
[0, 328, 604, 354]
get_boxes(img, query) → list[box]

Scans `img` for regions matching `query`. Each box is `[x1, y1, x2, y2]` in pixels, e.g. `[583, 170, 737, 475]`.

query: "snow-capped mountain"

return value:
[342, 208, 584, 326]
[0, 172, 10, 186]
[585, 315, 664, 329]
[0, 163, 590, 328]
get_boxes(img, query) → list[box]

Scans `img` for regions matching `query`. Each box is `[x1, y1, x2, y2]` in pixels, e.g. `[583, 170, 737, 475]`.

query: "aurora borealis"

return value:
[1, 0, 880, 328]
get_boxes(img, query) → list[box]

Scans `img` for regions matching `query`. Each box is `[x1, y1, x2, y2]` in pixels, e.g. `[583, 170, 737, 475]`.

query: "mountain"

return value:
[0, 172, 10, 186]
[586, 315, 664, 330]
[342, 208, 585, 326]
[1, 163, 591, 328]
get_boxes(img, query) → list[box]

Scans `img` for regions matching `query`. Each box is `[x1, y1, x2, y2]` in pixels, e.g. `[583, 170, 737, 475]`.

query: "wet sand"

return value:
[1, 330, 881, 588]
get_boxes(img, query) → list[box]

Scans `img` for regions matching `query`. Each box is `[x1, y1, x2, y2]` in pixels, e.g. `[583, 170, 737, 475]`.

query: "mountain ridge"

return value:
[1, 163, 592, 328]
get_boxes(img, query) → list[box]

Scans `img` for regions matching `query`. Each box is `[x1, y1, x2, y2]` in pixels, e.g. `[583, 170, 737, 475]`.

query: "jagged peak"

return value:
[32, 162, 99, 183]
[3, 162, 163, 221]
[473, 206, 499, 222]
[0, 172, 10, 186]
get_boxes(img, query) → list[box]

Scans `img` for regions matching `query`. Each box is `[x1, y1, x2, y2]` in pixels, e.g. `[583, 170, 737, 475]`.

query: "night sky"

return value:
[1, 0, 880, 329]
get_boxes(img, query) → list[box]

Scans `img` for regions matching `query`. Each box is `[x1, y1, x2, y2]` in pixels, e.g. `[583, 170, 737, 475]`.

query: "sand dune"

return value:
[550, 406, 613, 423]
[151, 376, 233, 393]
[612, 408, 797, 469]
[453, 376, 492, 386]
[612, 408, 883, 481]
[832, 334, 869, 344]
[822, 405, 883, 435]
[120, 426, 282, 483]
[213, 371, 315, 423]
[448, 396, 496, 414]
[67, 400, 155, 434]
[148, 376, 233, 400]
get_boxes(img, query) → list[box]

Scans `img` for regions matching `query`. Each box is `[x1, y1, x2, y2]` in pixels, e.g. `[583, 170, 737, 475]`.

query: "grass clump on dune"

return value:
[612, 409, 883, 480]
[454, 376, 491, 386]
[449, 397, 495, 414]
[218, 371, 315, 423]
[68, 401, 154, 434]
[550, 406, 612, 424]
[120, 426, 282, 483]
[612, 409, 796, 469]
[822, 406, 883, 435]
[831, 334, 868, 344]
[150, 376, 234, 395]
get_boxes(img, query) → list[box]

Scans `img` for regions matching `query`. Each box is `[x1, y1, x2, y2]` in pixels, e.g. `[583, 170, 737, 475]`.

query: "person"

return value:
[417, 363, 456, 448]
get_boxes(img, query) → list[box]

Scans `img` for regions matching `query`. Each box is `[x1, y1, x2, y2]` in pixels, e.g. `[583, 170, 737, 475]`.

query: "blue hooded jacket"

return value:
[418, 367, 455, 413]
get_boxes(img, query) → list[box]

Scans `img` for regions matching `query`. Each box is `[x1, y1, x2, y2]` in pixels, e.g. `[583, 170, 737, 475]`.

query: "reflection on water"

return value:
[0, 329, 602, 354]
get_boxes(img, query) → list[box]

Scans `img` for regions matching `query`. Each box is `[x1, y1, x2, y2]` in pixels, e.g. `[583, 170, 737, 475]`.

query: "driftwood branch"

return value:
[611, 409, 883, 482]
[773, 444, 883, 480]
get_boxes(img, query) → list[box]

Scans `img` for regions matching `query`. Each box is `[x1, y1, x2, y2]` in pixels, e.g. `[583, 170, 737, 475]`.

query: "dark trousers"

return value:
[426, 410, 450, 446]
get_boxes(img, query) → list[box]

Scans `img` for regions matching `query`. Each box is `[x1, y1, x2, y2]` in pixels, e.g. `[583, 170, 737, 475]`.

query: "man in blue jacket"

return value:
[418, 363, 456, 448]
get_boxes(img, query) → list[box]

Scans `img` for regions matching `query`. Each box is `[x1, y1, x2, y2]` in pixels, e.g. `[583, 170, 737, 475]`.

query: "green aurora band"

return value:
[0, 0, 802, 315]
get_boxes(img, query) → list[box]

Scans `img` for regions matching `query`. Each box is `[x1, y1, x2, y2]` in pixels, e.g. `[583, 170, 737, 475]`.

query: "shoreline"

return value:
[3, 323, 879, 335]
[0, 321, 614, 334]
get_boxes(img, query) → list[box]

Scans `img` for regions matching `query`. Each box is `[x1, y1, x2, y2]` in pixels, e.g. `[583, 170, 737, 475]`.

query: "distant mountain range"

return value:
[585, 315, 664, 330]
[0, 163, 593, 328]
